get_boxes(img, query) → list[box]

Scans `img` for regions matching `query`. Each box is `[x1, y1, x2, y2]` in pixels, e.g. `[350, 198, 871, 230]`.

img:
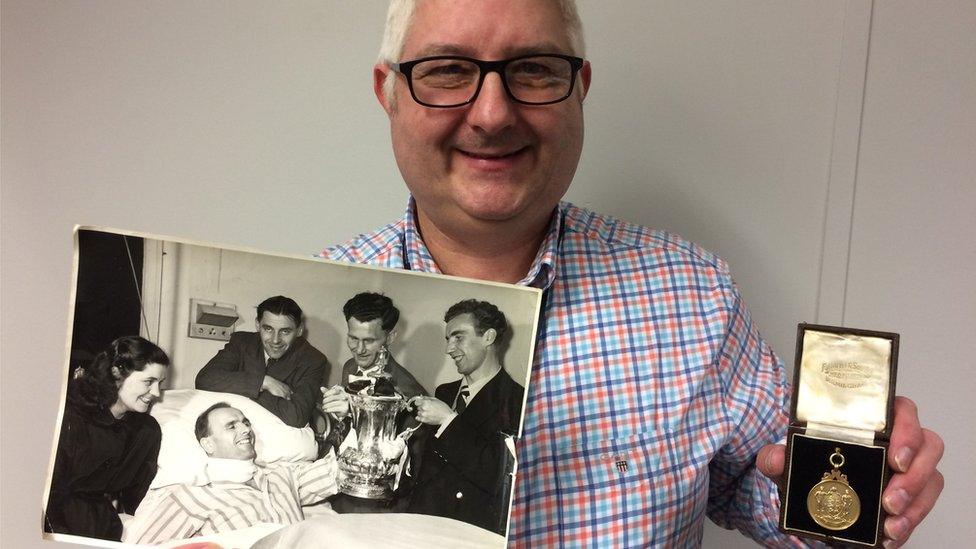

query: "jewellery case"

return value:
[779, 323, 899, 547]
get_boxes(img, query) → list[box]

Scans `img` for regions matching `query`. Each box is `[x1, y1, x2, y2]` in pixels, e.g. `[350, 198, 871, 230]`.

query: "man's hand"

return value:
[261, 375, 293, 400]
[378, 438, 407, 461]
[320, 385, 349, 417]
[408, 396, 455, 426]
[757, 396, 944, 547]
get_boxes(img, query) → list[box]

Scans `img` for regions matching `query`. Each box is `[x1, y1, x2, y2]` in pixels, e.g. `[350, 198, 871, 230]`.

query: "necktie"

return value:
[266, 357, 277, 371]
[455, 384, 469, 414]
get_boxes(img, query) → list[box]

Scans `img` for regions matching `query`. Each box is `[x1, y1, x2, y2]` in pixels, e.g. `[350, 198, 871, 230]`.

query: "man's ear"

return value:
[386, 328, 398, 346]
[200, 436, 215, 456]
[579, 60, 592, 102]
[296, 323, 305, 338]
[482, 328, 497, 346]
[374, 62, 395, 116]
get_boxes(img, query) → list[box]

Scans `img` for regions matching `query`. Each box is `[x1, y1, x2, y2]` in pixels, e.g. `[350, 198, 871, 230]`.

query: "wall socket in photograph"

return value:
[188, 299, 239, 341]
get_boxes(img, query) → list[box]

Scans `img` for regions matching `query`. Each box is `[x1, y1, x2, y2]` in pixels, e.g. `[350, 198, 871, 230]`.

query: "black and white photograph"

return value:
[42, 227, 541, 548]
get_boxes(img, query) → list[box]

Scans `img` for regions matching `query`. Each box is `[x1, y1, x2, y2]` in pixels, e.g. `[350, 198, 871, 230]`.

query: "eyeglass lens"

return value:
[409, 56, 575, 106]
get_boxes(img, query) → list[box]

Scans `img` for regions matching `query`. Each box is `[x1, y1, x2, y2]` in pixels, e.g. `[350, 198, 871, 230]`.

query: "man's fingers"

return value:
[755, 444, 786, 481]
[884, 468, 944, 545]
[883, 428, 944, 514]
[888, 396, 924, 473]
[882, 426, 944, 547]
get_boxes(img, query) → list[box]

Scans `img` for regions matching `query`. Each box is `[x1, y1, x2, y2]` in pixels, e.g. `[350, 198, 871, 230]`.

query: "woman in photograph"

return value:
[44, 335, 170, 541]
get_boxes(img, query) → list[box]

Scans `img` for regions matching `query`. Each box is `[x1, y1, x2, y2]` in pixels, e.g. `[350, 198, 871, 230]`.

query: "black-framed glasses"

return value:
[391, 53, 585, 108]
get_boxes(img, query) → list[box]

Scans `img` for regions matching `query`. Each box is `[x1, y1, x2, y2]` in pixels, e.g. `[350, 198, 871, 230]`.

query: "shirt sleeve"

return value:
[254, 352, 327, 428]
[293, 451, 340, 506]
[123, 488, 204, 546]
[44, 408, 80, 533]
[705, 277, 819, 547]
[195, 334, 264, 399]
[116, 416, 162, 515]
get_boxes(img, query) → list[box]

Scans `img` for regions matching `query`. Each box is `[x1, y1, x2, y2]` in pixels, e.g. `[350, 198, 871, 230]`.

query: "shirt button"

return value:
[455, 491, 463, 499]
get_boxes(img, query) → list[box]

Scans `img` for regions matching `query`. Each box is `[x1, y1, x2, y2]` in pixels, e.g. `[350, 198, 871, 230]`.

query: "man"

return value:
[341, 292, 426, 398]
[408, 299, 523, 534]
[327, 292, 428, 513]
[196, 296, 329, 428]
[123, 403, 340, 545]
[323, 1, 943, 546]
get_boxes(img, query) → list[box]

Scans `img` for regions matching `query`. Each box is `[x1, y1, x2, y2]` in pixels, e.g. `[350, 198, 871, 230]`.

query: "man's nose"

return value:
[273, 332, 282, 344]
[465, 72, 517, 133]
[356, 341, 366, 354]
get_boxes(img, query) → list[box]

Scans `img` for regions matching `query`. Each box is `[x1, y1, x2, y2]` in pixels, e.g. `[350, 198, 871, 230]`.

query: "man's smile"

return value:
[457, 146, 527, 159]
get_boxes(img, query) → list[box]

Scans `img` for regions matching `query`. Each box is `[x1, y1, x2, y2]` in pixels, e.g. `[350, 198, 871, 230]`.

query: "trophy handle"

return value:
[397, 422, 422, 441]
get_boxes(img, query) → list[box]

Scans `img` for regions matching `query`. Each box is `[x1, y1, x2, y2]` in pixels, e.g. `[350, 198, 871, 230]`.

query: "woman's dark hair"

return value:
[70, 335, 170, 410]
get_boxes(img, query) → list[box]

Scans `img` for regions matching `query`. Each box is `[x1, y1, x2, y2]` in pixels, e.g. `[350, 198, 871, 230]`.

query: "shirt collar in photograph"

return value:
[206, 457, 259, 485]
[463, 366, 502, 404]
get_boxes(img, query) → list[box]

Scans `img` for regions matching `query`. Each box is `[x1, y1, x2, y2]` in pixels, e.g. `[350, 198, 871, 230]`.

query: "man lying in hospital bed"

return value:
[117, 389, 335, 546]
[124, 397, 341, 545]
[123, 390, 505, 549]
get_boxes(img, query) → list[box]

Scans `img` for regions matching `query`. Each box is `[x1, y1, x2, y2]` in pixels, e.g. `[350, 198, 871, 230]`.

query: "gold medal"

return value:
[807, 447, 861, 530]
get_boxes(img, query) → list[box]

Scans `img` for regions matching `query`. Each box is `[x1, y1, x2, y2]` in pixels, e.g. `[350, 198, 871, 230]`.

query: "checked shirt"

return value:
[323, 198, 808, 547]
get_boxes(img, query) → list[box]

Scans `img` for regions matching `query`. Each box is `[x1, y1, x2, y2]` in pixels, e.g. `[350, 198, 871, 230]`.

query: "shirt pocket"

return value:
[550, 431, 704, 547]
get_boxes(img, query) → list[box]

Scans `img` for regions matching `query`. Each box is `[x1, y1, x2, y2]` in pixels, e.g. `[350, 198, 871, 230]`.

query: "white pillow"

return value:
[149, 389, 317, 488]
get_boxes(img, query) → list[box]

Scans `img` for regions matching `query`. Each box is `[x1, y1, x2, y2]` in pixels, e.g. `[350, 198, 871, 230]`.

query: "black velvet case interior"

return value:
[782, 434, 887, 546]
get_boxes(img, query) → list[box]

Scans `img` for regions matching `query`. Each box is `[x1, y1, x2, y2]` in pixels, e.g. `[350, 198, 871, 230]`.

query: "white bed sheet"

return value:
[251, 513, 506, 549]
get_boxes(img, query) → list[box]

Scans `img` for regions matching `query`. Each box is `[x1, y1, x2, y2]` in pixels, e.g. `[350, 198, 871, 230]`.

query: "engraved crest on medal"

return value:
[807, 447, 861, 530]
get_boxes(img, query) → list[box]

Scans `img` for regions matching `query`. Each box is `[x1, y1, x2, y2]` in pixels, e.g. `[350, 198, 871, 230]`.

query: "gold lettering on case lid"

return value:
[821, 361, 873, 389]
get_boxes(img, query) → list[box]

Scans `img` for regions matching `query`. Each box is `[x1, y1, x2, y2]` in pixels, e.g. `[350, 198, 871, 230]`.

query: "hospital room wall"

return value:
[142, 241, 539, 393]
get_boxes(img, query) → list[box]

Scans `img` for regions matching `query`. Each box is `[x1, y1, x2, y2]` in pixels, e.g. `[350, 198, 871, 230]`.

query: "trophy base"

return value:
[338, 476, 395, 499]
[338, 448, 397, 500]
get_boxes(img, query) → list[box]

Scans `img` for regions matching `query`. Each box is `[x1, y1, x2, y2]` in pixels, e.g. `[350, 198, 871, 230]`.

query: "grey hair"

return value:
[378, 0, 586, 102]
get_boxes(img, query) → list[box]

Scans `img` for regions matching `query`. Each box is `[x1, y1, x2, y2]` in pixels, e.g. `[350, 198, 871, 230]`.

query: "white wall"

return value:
[2, 2, 972, 547]
[839, 1, 976, 543]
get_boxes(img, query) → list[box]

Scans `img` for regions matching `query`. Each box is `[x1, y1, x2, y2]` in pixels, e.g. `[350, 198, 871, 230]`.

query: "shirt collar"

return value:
[68, 390, 127, 427]
[402, 196, 442, 275]
[205, 457, 259, 485]
[401, 196, 562, 291]
[464, 366, 500, 402]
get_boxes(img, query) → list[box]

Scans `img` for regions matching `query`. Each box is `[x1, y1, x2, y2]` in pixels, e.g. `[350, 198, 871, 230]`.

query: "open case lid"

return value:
[791, 323, 899, 441]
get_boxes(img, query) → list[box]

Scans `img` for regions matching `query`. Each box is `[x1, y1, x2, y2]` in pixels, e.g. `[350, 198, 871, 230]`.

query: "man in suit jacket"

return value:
[329, 292, 428, 513]
[195, 295, 329, 428]
[408, 299, 524, 534]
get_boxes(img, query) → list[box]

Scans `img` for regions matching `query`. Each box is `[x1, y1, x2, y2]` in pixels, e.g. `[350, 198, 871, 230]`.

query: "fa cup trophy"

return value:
[337, 348, 414, 499]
